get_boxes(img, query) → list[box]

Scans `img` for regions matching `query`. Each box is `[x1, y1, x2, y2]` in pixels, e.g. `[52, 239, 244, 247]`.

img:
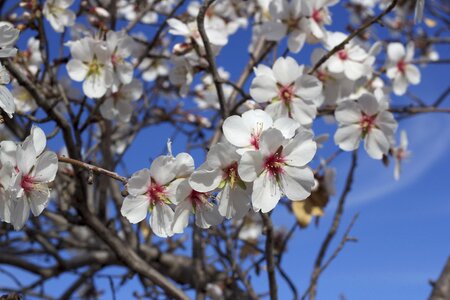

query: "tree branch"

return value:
[197, 0, 227, 119]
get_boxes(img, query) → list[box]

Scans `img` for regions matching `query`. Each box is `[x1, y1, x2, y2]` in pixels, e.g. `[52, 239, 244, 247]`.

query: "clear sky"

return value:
[1, 1, 449, 299]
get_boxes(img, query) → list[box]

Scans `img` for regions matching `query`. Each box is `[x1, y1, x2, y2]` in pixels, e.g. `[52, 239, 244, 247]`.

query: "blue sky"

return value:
[1, 1, 449, 299]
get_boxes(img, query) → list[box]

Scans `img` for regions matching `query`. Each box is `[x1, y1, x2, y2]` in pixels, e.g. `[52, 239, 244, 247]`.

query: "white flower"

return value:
[21, 37, 43, 75]
[167, 18, 228, 48]
[120, 151, 194, 238]
[237, 211, 263, 241]
[189, 142, 250, 220]
[66, 37, 114, 98]
[325, 32, 374, 81]
[117, 0, 158, 24]
[100, 79, 143, 123]
[43, 0, 76, 33]
[0, 63, 15, 118]
[392, 130, 410, 180]
[261, 0, 309, 53]
[223, 109, 300, 154]
[105, 31, 135, 91]
[194, 69, 233, 110]
[386, 42, 420, 96]
[0, 22, 20, 58]
[7, 127, 58, 230]
[139, 56, 170, 82]
[0, 163, 15, 223]
[169, 55, 195, 97]
[171, 179, 223, 234]
[334, 93, 398, 159]
[238, 128, 316, 213]
[310, 48, 355, 106]
[414, 0, 425, 23]
[250, 56, 322, 126]
[12, 83, 37, 114]
[302, 0, 338, 41]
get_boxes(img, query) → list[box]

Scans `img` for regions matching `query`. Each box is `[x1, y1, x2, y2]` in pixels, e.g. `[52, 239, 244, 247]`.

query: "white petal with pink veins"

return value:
[334, 124, 361, 151]
[252, 171, 282, 213]
[121, 195, 149, 224]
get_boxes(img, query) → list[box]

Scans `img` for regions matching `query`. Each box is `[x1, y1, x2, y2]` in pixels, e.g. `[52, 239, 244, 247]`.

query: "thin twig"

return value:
[261, 213, 278, 300]
[309, 0, 399, 75]
[302, 151, 358, 300]
[58, 155, 128, 184]
[197, 0, 227, 119]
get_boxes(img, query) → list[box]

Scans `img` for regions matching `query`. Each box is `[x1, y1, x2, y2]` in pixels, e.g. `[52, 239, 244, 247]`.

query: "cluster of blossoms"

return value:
[121, 109, 317, 237]
[0, 22, 20, 118]
[0, 127, 58, 230]
[65, 30, 145, 123]
[0, 0, 428, 235]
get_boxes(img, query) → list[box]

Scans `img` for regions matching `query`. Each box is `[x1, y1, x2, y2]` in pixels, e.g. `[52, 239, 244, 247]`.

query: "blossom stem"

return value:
[58, 155, 128, 184]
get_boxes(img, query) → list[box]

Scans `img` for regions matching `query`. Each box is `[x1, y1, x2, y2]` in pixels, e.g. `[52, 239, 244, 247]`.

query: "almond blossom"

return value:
[105, 31, 135, 92]
[3, 127, 58, 230]
[12, 82, 37, 114]
[222, 109, 300, 154]
[250, 57, 322, 126]
[100, 79, 143, 123]
[0, 22, 20, 58]
[310, 48, 355, 106]
[20, 37, 42, 75]
[238, 128, 316, 213]
[66, 37, 114, 98]
[189, 142, 250, 220]
[120, 151, 194, 238]
[171, 179, 223, 234]
[167, 18, 228, 49]
[303, 0, 338, 41]
[386, 42, 421, 96]
[43, 0, 76, 33]
[392, 130, 410, 180]
[334, 93, 397, 159]
[261, 0, 309, 53]
[325, 32, 377, 81]
[0, 64, 15, 118]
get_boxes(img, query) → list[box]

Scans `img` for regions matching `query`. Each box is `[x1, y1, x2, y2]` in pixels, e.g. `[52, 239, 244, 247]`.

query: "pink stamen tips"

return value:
[20, 175, 34, 193]
[250, 122, 264, 150]
[279, 85, 294, 103]
[147, 182, 167, 205]
[264, 152, 286, 178]
[189, 190, 209, 209]
[312, 9, 324, 23]
[338, 50, 348, 60]
[111, 54, 121, 65]
[397, 60, 407, 73]
[316, 70, 327, 82]
[250, 133, 260, 150]
[360, 113, 376, 135]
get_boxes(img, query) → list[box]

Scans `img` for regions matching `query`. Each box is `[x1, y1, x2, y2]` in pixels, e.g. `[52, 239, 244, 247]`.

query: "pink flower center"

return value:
[338, 50, 348, 60]
[189, 190, 209, 209]
[279, 85, 294, 103]
[21, 174, 34, 193]
[111, 54, 123, 65]
[250, 133, 260, 150]
[360, 114, 376, 135]
[147, 181, 167, 205]
[397, 60, 406, 73]
[250, 122, 264, 150]
[395, 148, 407, 160]
[264, 152, 286, 178]
[312, 9, 324, 23]
[316, 70, 328, 82]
